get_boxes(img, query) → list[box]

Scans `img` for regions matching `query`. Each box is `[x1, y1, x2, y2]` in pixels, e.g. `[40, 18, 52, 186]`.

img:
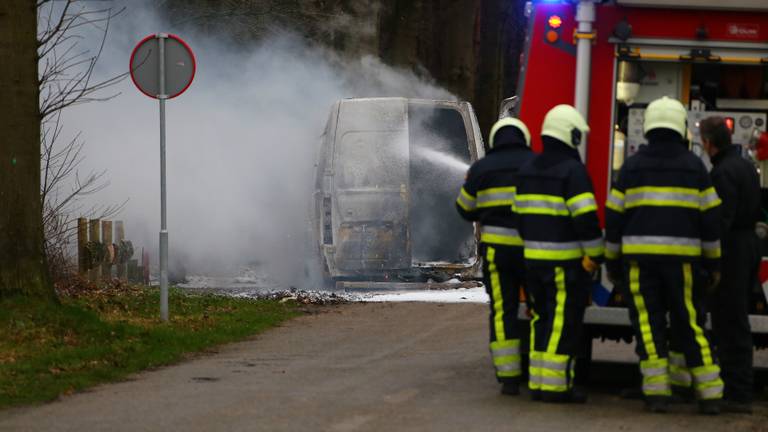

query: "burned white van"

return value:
[312, 98, 484, 288]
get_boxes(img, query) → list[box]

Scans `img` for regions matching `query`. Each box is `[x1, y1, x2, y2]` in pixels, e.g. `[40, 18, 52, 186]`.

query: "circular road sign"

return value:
[130, 34, 195, 99]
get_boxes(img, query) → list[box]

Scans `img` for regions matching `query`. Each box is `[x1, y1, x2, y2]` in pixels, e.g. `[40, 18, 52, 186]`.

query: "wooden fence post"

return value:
[77, 217, 88, 276]
[115, 221, 127, 280]
[102, 220, 113, 280]
[89, 219, 101, 283]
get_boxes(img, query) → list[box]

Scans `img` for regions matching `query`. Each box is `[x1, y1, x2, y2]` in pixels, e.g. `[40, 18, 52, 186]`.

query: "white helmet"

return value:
[541, 104, 590, 148]
[643, 96, 687, 138]
[489, 117, 531, 148]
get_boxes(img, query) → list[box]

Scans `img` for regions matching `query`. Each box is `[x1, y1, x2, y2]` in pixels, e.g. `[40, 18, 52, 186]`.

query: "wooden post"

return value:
[89, 219, 101, 283]
[77, 218, 88, 276]
[115, 221, 127, 280]
[102, 220, 113, 280]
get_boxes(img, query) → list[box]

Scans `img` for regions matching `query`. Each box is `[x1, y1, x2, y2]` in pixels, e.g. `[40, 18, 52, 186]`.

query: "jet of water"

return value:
[414, 147, 470, 173]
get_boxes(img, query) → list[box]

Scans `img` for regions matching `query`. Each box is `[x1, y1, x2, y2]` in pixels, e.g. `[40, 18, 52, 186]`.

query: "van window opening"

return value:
[408, 105, 475, 264]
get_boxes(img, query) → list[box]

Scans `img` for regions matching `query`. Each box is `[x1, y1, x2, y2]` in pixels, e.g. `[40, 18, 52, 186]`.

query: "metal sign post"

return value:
[158, 35, 169, 321]
[130, 33, 196, 321]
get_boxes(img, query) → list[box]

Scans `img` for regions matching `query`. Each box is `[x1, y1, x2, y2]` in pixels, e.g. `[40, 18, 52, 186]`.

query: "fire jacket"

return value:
[515, 138, 604, 266]
[605, 134, 722, 269]
[456, 136, 534, 247]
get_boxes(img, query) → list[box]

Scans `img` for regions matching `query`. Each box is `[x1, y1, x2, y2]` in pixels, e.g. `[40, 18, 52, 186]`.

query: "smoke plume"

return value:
[59, 1, 457, 289]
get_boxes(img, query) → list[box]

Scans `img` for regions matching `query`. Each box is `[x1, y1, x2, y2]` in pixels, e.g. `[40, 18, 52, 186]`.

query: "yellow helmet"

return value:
[541, 104, 590, 148]
[489, 117, 531, 148]
[643, 96, 687, 137]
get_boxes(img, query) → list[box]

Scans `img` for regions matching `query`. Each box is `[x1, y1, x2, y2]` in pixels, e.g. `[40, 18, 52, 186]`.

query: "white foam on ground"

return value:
[360, 287, 489, 303]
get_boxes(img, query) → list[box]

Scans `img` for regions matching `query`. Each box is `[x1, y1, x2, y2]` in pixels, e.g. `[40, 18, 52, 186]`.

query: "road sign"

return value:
[130, 34, 195, 99]
[130, 33, 195, 321]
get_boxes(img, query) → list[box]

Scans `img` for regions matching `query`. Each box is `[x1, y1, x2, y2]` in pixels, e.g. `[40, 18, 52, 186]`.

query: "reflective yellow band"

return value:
[481, 233, 523, 246]
[524, 248, 584, 261]
[606, 189, 625, 214]
[490, 339, 520, 355]
[482, 226, 524, 246]
[683, 263, 714, 367]
[622, 236, 702, 257]
[630, 262, 657, 359]
[515, 194, 569, 216]
[702, 240, 721, 259]
[640, 358, 671, 395]
[529, 302, 541, 391]
[567, 192, 598, 217]
[605, 241, 621, 259]
[668, 352, 692, 387]
[547, 267, 567, 354]
[533, 352, 573, 392]
[581, 237, 605, 258]
[487, 247, 506, 342]
[625, 186, 699, 210]
[477, 186, 516, 208]
[691, 365, 723, 400]
[528, 348, 542, 391]
[457, 187, 477, 211]
[699, 187, 722, 211]
[623, 244, 701, 256]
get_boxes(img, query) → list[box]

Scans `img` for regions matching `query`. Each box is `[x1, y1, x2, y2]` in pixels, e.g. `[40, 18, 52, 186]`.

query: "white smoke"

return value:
[58, 1, 456, 288]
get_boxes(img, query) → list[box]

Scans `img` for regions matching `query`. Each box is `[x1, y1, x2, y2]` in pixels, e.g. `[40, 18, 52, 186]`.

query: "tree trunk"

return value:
[0, 1, 54, 299]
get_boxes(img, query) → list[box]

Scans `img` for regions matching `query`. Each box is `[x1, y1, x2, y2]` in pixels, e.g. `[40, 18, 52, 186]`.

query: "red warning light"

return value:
[548, 15, 563, 29]
[546, 30, 559, 43]
[725, 117, 735, 134]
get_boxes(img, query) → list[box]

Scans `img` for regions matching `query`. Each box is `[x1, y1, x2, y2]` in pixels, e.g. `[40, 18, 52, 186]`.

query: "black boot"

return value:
[529, 389, 542, 401]
[670, 385, 695, 404]
[501, 381, 520, 396]
[721, 400, 752, 414]
[698, 399, 721, 415]
[541, 387, 587, 404]
[644, 395, 670, 413]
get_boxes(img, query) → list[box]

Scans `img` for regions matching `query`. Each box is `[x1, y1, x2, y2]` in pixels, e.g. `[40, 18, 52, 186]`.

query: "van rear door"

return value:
[332, 99, 411, 271]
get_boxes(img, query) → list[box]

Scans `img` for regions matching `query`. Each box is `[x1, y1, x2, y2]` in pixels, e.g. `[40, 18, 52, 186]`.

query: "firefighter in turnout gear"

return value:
[456, 117, 535, 396]
[515, 105, 604, 403]
[700, 116, 760, 413]
[605, 96, 725, 414]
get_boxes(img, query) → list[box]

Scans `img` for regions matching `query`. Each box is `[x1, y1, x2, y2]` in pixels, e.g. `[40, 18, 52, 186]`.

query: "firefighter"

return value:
[515, 105, 604, 403]
[699, 116, 760, 414]
[456, 117, 535, 395]
[605, 96, 724, 414]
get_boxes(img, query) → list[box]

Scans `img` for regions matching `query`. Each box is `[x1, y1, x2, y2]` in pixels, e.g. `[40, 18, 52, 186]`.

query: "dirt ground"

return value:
[1, 302, 766, 432]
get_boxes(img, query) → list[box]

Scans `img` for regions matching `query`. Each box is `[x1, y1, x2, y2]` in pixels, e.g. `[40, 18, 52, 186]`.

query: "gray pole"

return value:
[158, 34, 169, 321]
[574, 0, 595, 162]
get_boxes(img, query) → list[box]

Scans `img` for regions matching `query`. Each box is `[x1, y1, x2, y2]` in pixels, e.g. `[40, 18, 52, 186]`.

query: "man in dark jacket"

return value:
[700, 116, 761, 413]
[456, 117, 535, 396]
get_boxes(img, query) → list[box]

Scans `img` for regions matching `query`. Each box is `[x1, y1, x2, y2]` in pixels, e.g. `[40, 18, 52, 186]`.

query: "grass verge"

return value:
[0, 287, 298, 409]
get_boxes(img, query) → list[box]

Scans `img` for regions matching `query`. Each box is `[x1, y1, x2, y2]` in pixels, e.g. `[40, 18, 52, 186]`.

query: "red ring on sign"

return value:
[129, 33, 196, 100]
[167, 34, 196, 100]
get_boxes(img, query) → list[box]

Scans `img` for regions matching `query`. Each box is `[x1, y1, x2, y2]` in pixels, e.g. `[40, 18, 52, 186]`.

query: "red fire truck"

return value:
[514, 0, 768, 340]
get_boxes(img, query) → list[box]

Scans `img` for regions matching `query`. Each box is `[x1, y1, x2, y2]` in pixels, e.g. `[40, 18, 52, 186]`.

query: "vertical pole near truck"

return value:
[574, 0, 596, 162]
[130, 33, 196, 321]
[158, 34, 169, 321]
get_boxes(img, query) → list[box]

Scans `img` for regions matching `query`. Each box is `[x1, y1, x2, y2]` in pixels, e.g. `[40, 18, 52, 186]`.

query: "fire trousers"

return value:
[623, 260, 724, 400]
[526, 264, 590, 394]
[482, 244, 525, 383]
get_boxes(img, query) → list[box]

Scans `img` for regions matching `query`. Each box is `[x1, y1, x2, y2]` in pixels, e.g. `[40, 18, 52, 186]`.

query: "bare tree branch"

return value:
[37, 0, 128, 281]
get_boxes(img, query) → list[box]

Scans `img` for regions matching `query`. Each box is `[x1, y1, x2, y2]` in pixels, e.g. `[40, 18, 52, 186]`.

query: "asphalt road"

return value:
[1, 302, 766, 432]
